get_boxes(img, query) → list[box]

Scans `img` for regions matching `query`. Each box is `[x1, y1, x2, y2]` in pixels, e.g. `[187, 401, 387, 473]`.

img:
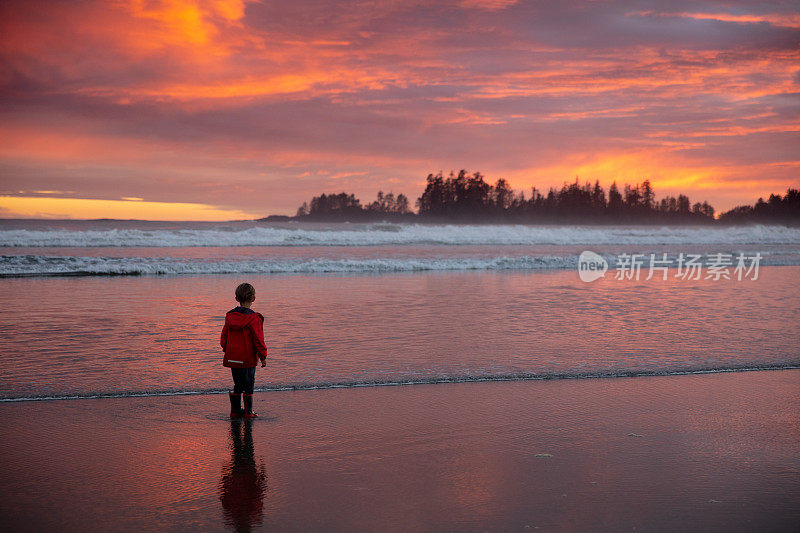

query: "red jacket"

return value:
[221, 307, 268, 368]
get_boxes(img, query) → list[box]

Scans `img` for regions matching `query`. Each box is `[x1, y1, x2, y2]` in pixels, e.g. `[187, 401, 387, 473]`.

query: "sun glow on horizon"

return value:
[0, 196, 262, 221]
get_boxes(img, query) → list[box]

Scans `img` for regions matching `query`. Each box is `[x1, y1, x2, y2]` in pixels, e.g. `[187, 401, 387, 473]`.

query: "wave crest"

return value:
[2, 223, 799, 247]
[0, 254, 579, 277]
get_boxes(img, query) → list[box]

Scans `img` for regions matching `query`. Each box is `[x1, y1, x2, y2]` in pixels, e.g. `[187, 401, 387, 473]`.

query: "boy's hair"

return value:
[235, 283, 256, 303]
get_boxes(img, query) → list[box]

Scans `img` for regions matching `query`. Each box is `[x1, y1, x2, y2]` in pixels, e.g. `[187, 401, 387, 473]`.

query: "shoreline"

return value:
[3, 363, 800, 404]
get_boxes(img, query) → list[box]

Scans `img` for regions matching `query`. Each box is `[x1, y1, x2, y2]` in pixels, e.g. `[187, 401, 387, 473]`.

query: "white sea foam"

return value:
[0, 254, 580, 276]
[1, 223, 799, 248]
[2, 251, 798, 276]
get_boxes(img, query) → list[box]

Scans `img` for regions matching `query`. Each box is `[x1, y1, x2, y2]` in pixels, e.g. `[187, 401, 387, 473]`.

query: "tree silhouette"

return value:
[288, 171, 797, 225]
[718, 188, 799, 224]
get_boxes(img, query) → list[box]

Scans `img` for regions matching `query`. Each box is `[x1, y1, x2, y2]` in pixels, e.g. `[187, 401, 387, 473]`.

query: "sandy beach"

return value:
[1, 369, 798, 532]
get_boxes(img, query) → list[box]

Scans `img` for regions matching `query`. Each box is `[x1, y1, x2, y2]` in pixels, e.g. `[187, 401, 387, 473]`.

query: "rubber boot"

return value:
[243, 394, 258, 418]
[229, 391, 243, 418]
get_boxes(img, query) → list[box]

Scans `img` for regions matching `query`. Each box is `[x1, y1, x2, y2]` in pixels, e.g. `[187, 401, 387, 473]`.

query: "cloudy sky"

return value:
[1, 0, 798, 220]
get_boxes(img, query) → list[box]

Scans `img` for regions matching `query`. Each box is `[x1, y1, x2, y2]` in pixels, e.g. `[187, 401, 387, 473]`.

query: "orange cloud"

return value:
[123, 0, 254, 57]
[503, 148, 797, 210]
[632, 10, 800, 28]
[460, 0, 518, 10]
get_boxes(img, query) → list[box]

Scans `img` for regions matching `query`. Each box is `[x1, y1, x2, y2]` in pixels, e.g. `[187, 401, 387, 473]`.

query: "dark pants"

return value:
[231, 367, 256, 395]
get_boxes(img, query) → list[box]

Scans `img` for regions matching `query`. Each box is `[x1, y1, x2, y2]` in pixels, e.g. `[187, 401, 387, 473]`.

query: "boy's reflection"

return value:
[219, 419, 267, 533]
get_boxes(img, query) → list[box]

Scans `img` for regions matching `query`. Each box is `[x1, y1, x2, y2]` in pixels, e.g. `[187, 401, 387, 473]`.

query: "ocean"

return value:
[1, 220, 799, 401]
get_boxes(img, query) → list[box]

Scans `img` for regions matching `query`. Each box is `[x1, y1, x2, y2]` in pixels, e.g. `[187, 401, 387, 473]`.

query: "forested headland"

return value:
[266, 170, 799, 224]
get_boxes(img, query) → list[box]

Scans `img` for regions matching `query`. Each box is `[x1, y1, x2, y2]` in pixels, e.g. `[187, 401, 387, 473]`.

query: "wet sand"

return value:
[1, 370, 798, 532]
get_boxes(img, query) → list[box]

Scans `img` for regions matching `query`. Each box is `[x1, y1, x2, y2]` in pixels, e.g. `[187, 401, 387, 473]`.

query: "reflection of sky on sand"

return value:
[0, 371, 797, 530]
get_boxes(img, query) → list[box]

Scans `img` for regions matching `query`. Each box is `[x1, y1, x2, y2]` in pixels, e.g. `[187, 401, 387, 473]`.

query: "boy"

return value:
[221, 282, 267, 418]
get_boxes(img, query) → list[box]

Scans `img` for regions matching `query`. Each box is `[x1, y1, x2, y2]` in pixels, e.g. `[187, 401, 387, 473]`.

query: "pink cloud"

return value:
[0, 0, 798, 217]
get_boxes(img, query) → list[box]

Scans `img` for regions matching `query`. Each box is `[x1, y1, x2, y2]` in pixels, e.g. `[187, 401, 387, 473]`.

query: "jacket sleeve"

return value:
[252, 313, 268, 362]
[220, 322, 228, 351]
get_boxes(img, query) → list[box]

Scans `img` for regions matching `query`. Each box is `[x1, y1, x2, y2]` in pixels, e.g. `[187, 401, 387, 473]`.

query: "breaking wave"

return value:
[3, 251, 799, 277]
[0, 254, 580, 276]
[2, 223, 799, 248]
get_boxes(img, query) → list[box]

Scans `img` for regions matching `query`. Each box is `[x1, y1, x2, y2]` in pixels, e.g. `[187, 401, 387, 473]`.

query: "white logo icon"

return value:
[578, 251, 608, 282]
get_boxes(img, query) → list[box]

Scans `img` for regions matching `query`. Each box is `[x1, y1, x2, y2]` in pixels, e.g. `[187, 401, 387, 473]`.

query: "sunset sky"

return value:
[1, 0, 798, 220]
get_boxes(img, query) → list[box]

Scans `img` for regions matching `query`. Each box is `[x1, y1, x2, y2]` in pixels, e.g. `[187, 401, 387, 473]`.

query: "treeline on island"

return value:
[279, 170, 799, 224]
[295, 191, 412, 220]
[717, 189, 800, 224]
